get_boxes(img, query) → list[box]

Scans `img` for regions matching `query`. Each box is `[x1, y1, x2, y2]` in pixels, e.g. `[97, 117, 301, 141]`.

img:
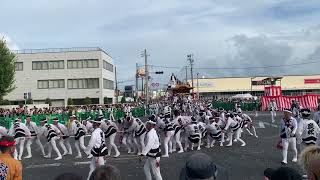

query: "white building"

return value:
[5, 47, 115, 106]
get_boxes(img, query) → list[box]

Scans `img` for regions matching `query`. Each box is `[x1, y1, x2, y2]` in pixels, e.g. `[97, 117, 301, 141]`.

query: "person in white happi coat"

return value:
[100, 118, 120, 157]
[82, 119, 94, 134]
[184, 117, 202, 151]
[119, 116, 135, 154]
[9, 118, 31, 160]
[171, 110, 185, 153]
[297, 108, 320, 150]
[69, 115, 88, 158]
[53, 118, 72, 156]
[39, 118, 62, 160]
[206, 117, 223, 147]
[158, 112, 175, 157]
[237, 111, 258, 138]
[279, 109, 298, 164]
[0, 125, 7, 138]
[25, 115, 45, 158]
[85, 117, 108, 180]
[223, 113, 246, 147]
[269, 99, 278, 123]
[124, 115, 146, 155]
[313, 106, 320, 127]
[140, 117, 163, 180]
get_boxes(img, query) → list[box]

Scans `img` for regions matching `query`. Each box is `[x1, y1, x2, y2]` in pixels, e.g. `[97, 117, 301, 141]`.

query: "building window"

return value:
[103, 60, 113, 72]
[15, 62, 23, 71]
[37, 79, 65, 89]
[103, 79, 114, 89]
[67, 59, 99, 69]
[67, 78, 99, 89]
[32, 60, 64, 70]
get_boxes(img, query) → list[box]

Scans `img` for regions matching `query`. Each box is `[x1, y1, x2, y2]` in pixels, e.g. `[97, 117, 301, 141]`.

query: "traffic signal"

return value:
[155, 71, 163, 74]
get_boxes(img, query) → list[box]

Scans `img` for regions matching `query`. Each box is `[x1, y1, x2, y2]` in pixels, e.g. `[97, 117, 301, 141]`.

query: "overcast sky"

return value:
[1, 0, 320, 88]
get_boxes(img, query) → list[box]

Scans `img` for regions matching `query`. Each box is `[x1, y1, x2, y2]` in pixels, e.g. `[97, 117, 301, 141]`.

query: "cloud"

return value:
[1, 0, 320, 86]
[0, 33, 19, 50]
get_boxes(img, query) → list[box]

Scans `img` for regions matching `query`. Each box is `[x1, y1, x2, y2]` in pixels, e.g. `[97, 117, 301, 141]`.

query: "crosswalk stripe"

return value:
[26, 163, 61, 169]
[258, 121, 265, 128]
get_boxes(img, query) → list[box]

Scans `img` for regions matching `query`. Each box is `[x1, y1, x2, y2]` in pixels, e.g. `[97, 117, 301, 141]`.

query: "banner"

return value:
[261, 94, 320, 111]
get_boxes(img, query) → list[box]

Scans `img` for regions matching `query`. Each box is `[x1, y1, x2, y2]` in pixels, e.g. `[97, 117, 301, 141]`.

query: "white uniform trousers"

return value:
[163, 131, 174, 156]
[226, 128, 246, 147]
[144, 157, 163, 180]
[14, 137, 26, 160]
[59, 137, 72, 155]
[271, 111, 277, 123]
[26, 136, 45, 157]
[134, 133, 146, 155]
[281, 137, 297, 163]
[107, 133, 120, 157]
[172, 130, 183, 153]
[75, 136, 87, 157]
[122, 133, 135, 154]
[87, 156, 105, 180]
[47, 136, 62, 159]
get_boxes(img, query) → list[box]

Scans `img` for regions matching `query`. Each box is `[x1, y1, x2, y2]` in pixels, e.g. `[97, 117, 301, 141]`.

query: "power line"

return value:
[194, 60, 320, 70]
[145, 60, 320, 70]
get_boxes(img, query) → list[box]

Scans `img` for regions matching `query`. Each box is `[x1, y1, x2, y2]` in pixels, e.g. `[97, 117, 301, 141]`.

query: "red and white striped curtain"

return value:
[264, 86, 282, 96]
[261, 94, 320, 111]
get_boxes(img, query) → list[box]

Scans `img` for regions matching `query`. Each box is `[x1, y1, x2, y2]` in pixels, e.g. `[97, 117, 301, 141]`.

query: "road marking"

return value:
[74, 161, 91, 166]
[258, 121, 265, 128]
[263, 122, 278, 128]
[26, 163, 61, 169]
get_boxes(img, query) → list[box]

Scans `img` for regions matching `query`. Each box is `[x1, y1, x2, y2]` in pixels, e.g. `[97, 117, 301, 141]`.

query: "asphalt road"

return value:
[23, 112, 302, 180]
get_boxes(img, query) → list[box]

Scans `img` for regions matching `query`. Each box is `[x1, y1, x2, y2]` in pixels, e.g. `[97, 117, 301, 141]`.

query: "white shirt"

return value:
[142, 128, 160, 156]
[26, 121, 40, 134]
[55, 123, 69, 136]
[85, 121, 94, 133]
[9, 122, 31, 137]
[0, 126, 7, 137]
[224, 117, 238, 131]
[70, 120, 87, 135]
[85, 128, 105, 153]
[298, 119, 320, 143]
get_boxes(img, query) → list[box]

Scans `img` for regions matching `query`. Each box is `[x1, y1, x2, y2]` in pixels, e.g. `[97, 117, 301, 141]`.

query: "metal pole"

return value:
[185, 66, 188, 83]
[135, 63, 138, 102]
[188, 54, 194, 96]
[250, 77, 253, 95]
[144, 49, 149, 105]
[197, 73, 199, 100]
[115, 66, 118, 103]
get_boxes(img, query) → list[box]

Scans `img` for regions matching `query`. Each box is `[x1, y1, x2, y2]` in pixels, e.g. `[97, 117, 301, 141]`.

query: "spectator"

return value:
[263, 168, 275, 180]
[89, 165, 121, 180]
[0, 136, 22, 180]
[263, 167, 302, 180]
[298, 145, 320, 180]
[179, 152, 228, 180]
[55, 173, 83, 180]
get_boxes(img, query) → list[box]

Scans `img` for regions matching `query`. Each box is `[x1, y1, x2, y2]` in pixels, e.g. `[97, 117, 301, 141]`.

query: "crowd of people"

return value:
[0, 104, 143, 118]
[0, 95, 320, 179]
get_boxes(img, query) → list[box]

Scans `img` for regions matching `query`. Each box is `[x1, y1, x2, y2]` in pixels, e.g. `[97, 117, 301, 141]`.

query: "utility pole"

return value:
[144, 49, 149, 105]
[135, 63, 139, 102]
[185, 66, 188, 83]
[115, 66, 118, 103]
[187, 54, 194, 95]
[196, 73, 200, 100]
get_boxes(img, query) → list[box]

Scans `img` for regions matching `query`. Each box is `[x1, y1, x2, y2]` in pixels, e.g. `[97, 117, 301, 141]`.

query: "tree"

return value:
[67, 98, 73, 105]
[84, 97, 92, 105]
[45, 98, 52, 106]
[0, 39, 16, 100]
[26, 98, 33, 104]
[120, 96, 125, 103]
[0, 99, 10, 105]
